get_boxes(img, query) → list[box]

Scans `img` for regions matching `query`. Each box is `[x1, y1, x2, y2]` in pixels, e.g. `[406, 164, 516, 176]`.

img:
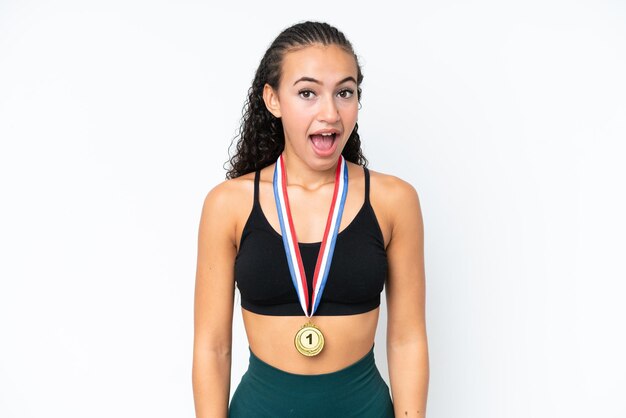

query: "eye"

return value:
[298, 89, 316, 99]
[338, 88, 355, 99]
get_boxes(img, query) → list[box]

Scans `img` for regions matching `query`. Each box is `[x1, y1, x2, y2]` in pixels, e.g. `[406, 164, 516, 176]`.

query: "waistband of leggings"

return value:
[246, 342, 377, 390]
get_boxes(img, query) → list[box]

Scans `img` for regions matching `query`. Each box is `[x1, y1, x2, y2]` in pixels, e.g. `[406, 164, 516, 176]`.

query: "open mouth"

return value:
[309, 133, 337, 151]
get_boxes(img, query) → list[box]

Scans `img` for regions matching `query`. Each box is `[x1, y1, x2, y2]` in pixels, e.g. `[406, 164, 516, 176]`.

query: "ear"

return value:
[262, 83, 282, 118]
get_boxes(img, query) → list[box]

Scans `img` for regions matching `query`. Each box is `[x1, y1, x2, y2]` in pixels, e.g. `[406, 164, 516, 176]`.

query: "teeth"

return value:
[320, 132, 334, 136]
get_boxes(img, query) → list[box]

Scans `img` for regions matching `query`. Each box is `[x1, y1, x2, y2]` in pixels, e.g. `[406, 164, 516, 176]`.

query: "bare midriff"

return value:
[241, 306, 380, 374]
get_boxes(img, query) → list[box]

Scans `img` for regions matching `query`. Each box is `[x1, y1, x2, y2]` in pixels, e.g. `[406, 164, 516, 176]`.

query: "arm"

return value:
[192, 182, 238, 418]
[384, 178, 429, 417]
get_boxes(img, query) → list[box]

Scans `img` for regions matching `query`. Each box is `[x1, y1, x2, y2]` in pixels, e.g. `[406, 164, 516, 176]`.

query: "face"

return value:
[263, 44, 359, 168]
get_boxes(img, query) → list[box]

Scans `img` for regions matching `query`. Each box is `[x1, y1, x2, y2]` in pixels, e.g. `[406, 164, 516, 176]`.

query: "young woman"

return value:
[192, 21, 429, 417]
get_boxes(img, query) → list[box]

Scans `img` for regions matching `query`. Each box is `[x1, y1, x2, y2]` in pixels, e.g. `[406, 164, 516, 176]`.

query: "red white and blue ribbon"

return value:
[273, 153, 349, 317]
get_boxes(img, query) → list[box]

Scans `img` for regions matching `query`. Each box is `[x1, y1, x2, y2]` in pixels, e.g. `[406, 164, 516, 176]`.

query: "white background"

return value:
[1, 1, 625, 417]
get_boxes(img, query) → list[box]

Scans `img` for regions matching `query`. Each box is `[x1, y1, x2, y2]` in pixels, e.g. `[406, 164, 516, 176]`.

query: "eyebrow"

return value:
[293, 76, 357, 86]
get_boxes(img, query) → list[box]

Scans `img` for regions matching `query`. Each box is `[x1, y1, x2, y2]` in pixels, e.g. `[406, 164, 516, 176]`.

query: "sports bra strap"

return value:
[253, 170, 260, 206]
[363, 166, 371, 204]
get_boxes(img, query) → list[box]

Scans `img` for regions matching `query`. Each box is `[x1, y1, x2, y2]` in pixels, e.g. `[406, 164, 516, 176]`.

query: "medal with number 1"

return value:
[273, 153, 348, 356]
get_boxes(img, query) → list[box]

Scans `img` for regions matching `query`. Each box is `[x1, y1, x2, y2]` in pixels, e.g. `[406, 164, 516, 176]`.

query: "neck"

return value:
[280, 150, 339, 191]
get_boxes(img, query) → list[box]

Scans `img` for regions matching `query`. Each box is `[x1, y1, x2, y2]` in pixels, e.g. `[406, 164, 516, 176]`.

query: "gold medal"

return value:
[294, 321, 325, 356]
[274, 154, 347, 357]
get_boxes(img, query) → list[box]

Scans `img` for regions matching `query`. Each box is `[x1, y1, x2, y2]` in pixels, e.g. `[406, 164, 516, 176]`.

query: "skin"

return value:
[192, 44, 429, 417]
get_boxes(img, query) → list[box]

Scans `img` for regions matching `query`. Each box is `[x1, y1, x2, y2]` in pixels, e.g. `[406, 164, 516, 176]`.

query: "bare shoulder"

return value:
[366, 168, 423, 244]
[367, 167, 419, 198]
[202, 172, 255, 207]
[199, 172, 256, 247]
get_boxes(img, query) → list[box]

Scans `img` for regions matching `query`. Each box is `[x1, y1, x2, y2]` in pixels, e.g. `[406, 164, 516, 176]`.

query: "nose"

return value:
[317, 95, 340, 124]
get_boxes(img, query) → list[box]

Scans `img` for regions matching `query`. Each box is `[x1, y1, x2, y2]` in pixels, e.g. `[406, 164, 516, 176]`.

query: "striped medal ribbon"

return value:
[273, 153, 349, 356]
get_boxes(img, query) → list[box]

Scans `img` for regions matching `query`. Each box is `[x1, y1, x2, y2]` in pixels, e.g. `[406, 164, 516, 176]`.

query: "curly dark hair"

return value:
[224, 21, 368, 179]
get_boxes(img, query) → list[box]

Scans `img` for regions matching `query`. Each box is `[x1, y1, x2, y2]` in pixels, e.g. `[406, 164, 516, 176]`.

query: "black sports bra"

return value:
[234, 165, 388, 316]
